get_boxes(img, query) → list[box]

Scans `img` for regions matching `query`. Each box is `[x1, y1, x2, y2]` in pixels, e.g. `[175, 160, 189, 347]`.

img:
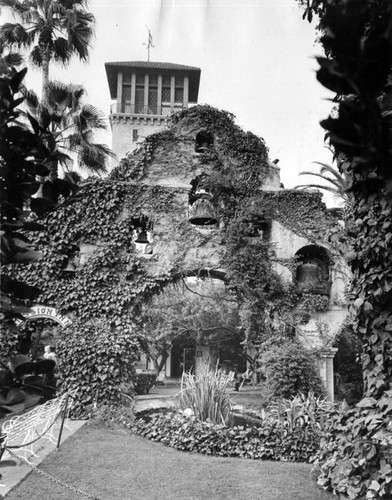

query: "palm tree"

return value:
[294, 161, 352, 204]
[24, 80, 114, 177]
[0, 0, 95, 93]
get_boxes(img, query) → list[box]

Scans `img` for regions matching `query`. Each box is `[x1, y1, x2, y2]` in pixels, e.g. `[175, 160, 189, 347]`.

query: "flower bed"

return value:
[133, 411, 320, 462]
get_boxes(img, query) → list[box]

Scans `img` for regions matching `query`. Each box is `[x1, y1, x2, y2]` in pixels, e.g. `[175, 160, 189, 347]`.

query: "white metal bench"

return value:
[0, 391, 74, 465]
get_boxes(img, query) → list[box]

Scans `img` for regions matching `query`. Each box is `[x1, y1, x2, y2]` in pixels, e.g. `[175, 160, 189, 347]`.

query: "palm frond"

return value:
[4, 51, 24, 67]
[80, 104, 108, 130]
[29, 45, 43, 67]
[0, 23, 30, 47]
[297, 171, 343, 191]
[22, 87, 40, 112]
[77, 142, 112, 175]
[0, 0, 32, 15]
[312, 162, 348, 185]
[53, 37, 71, 64]
[66, 10, 95, 62]
[294, 184, 343, 196]
[44, 80, 85, 114]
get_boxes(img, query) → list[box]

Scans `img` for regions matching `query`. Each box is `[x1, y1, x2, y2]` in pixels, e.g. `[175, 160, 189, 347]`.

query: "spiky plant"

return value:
[178, 362, 234, 425]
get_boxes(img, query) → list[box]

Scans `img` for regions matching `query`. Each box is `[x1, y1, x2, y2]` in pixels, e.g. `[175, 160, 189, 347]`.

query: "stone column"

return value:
[319, 348, 338, 401]
[170, 75, 175, 113]
[183, 75, 189, 108]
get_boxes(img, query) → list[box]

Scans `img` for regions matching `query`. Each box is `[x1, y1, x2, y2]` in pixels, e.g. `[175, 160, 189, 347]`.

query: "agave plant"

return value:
[268, 391, 334, 431]
[178, 362, 234, 425]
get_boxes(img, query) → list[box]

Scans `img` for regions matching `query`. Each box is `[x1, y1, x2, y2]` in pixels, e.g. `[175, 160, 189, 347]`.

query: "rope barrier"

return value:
[4, 448, 102, 500]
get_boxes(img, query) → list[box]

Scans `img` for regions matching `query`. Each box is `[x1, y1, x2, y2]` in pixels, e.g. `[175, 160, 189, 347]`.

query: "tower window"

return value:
[148, 74, 158, 114]
[132, 129, 138, 141]
[162, 75, 172, 116]
[135, 73, 145, 114]
[175, 76, 184, 105]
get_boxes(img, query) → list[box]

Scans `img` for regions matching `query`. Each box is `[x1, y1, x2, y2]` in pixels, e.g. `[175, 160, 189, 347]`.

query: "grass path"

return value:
[5, 422, 335, 500]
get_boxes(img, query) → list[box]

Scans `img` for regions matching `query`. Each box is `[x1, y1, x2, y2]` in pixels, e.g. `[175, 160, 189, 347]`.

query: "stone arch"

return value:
[295, 244, 332, 296]
[139, 268, 247, 378]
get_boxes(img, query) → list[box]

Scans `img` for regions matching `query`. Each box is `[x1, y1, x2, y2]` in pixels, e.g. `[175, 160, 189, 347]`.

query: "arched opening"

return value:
[132, 215, 153, 255]
[195, 130, 214, 153]
[243, 216, 271, 241]
[136, 273, 245, 379]
[188, 174, 218, 227]
[62, 244, 80, 274]
[15, 306, 73, 358]
[295, 245, 332, 296]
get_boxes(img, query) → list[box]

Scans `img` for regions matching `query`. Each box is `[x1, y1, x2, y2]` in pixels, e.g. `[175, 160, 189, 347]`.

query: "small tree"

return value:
[262, 340, 326, 399]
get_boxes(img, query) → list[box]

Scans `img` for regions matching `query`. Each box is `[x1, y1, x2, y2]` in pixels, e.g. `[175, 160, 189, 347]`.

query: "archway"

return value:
[15, 305, 72, 359]
[137, 272, 245, 378]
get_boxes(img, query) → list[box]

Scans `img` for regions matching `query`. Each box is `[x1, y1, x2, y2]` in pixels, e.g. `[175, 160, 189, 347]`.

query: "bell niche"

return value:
[195, 130, 214, 153]
[133, 216, 153, 255]
[295, 245, 331, 296]
[188, 174, 218, 227]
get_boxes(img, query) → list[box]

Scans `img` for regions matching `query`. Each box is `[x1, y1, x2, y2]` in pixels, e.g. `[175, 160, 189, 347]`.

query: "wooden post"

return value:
[56, 393, 69, 450]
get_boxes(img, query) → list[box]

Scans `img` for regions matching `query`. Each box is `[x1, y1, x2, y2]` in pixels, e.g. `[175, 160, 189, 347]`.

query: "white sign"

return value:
[16, 305, 72, 327]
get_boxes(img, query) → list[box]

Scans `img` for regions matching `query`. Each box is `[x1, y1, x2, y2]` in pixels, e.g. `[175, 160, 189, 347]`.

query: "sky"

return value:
[10, 0, 337, 203]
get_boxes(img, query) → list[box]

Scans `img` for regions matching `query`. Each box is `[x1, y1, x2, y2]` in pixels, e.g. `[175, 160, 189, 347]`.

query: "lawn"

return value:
[4, 421, 335, 500]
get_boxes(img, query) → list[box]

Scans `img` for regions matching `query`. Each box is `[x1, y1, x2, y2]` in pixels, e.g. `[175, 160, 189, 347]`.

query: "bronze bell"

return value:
[63, 260, 77, 273]
[195, 142, 209, 153]
[189, 198, 218, 226]
[135, 230, 149, 244]
[296, 262, 321, 288]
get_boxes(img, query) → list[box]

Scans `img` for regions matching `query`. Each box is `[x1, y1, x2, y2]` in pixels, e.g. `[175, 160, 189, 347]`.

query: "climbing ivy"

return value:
[3, 104, 338, 412]
[299, 1, 392, 498]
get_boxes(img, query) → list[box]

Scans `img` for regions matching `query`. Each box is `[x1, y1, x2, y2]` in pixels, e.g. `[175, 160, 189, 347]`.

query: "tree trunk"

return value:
[41, 49, 50, 100]
[151, 352, 169, 376]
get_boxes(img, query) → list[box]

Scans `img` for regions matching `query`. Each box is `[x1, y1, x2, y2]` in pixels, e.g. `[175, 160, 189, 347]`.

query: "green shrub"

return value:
[133, 372, 157, 395]
[262, 340, 326, 399]
[133, 411, 320, 462]
[91, 402, 135, 430]
[315, 392, 392, 499]
[57, 322, 138, 417]
[178, 363, 233, 425]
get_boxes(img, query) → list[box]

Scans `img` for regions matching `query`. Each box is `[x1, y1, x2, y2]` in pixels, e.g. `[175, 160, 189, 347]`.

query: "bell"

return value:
[296, 262, 321, 291]
[63, 260, 77, 273]
[135, 230, 149, 244]
[245, 221, 269, 238]
[189, 198, 218, 226]
[195, 142, 209, 153]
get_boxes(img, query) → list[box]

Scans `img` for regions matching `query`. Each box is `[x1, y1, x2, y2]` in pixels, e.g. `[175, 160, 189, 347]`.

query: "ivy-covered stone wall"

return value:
[3, 104, 350, 407]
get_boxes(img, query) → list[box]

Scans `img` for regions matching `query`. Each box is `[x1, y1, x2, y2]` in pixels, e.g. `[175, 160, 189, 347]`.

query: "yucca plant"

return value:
[178, 362, 234, 425]
[268, 391, 334, 431]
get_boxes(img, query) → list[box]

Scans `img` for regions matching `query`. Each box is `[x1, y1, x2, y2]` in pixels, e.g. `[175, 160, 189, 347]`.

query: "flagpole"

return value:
[144, 27, 154, 62]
